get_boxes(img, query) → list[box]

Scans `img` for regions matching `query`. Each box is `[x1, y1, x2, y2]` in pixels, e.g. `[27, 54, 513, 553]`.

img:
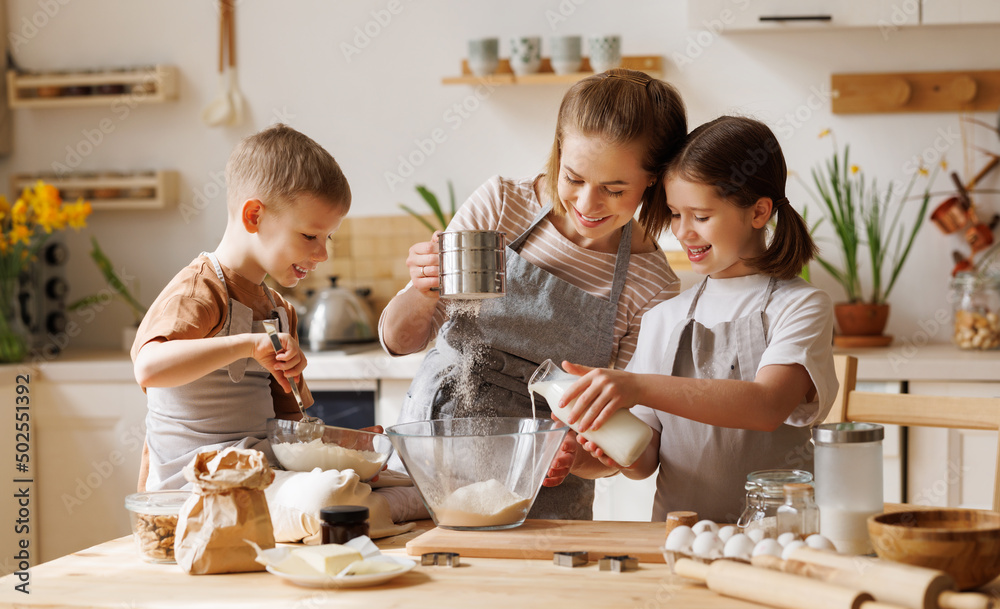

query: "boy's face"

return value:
[253, 193, 345, 288]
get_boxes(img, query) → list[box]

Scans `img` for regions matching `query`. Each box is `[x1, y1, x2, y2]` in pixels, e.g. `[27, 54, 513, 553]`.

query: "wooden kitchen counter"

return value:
[0, 520, 765, 609]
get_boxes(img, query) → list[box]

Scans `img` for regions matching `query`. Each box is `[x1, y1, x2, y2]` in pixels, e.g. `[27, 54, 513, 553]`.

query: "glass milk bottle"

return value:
[812, 422, 884, 554]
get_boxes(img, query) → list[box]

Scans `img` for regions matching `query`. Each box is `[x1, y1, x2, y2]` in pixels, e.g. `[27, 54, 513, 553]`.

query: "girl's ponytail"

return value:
[747, 198, 818, 280]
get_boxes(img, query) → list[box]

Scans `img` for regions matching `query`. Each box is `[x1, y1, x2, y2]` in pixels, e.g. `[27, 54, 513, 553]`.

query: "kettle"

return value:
[301, 277, 376, 351]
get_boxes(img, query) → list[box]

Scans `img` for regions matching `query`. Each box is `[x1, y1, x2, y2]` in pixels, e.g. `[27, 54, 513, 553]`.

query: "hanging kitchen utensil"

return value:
[225, 0, 245, 126]
[201, 0, 233, 127]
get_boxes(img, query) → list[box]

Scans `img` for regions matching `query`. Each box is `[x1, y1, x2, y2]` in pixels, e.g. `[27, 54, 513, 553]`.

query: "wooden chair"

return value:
[827, 354, 1000, 511]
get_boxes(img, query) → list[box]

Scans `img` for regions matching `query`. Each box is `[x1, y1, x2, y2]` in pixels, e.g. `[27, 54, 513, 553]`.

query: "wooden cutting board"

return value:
[406, 519, 667, 563]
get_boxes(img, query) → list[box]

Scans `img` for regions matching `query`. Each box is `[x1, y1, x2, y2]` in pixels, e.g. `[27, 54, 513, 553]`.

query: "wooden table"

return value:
[0, 520, 765, 609]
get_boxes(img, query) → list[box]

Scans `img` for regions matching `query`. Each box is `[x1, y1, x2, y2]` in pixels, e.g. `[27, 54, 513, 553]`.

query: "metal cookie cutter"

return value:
[553, 551, 588, 568]
[599, 555, 639, 572]
[421, 552, 461, 567]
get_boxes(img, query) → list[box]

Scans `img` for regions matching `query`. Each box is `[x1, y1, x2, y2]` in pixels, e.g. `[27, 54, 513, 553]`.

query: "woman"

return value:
[379, 69, 686, 520]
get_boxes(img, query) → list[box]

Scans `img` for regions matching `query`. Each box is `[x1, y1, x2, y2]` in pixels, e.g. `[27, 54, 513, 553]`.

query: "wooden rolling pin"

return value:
[674, 558, 904, 609]
[781, 546, 994, 609]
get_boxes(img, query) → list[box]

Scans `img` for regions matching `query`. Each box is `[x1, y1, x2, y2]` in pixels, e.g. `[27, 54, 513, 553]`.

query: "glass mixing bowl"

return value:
[267, 419, 393, 482]
[386, 417, 568, 531]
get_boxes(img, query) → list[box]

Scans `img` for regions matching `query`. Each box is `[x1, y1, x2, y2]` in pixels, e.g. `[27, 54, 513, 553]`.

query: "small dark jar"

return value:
[320, 505, 370, 544]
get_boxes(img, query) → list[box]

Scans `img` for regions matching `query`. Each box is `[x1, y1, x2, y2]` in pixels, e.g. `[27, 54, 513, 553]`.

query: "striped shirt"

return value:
[428, 174, 680, 369]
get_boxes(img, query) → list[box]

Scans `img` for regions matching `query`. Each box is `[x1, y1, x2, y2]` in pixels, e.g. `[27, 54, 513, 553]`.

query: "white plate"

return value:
[266, 556, 416, 589]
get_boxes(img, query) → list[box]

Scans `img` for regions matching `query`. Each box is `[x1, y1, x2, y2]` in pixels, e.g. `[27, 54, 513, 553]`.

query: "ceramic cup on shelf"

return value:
[509, 36, 542, 75]
[549, 35, 582, 75]
[587, 34, 622, 73]
[468, 37, 500, 77]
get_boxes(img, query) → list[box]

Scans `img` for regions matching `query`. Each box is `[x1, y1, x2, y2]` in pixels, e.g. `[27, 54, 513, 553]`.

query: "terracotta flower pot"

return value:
[834, 303, 890, 336]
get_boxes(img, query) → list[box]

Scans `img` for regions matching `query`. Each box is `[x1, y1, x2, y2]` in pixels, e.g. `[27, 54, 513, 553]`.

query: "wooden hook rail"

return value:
[831, 69, 1000, 114]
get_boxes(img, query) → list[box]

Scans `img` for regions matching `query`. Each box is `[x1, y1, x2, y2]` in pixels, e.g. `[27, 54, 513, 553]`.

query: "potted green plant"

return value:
[399, 182, 456, 233]
[806, 132, 936, 344]
[68, 236, 148, 351]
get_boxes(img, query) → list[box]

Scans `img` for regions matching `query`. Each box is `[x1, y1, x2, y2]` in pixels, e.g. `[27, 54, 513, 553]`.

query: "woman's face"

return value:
[556, 128, 652, 252]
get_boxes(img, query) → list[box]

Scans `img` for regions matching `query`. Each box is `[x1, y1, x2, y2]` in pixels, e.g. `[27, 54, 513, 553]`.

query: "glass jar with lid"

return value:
[951, 272, 1000, 350]
[737, 469, 813, 538]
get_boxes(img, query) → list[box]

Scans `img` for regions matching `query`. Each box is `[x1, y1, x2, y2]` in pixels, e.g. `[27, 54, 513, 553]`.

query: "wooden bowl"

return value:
[868, 509, 1000, 590]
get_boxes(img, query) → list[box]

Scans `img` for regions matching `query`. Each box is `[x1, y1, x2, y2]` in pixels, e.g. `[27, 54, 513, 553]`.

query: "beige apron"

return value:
[650, 276, 812, 524]
[144, 252, 291, 491]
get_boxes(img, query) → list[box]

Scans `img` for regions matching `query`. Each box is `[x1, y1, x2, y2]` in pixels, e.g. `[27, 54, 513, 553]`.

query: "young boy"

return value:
[132, 123, 349, 492]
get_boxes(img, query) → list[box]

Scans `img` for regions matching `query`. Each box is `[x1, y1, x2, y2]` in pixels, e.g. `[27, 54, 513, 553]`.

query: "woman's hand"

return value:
[407, 231, 442, 296]
[253, 332, 307, 393]
[560, 361, 641, 432]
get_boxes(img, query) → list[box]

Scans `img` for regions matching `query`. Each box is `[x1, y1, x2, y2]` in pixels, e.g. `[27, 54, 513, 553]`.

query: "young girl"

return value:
[551, 116, 838, 524]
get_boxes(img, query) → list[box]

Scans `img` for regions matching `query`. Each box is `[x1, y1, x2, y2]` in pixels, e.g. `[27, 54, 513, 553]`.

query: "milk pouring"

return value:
[528, 359, 652, 467]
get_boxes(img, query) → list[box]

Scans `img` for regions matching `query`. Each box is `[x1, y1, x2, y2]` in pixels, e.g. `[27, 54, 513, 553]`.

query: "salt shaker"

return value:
[776, 483, 820, 539]
[812, 422, 884, 555]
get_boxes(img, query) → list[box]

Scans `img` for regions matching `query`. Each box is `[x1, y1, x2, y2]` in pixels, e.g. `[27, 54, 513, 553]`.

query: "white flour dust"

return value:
[446, 300, 491, 417]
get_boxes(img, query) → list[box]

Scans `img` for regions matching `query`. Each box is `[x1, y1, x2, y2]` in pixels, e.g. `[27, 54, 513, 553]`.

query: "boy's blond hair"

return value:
[225, 123, 351, 216]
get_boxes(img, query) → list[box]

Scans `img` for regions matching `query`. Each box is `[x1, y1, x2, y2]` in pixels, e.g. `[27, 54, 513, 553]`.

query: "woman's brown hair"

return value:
[544, 69, 687, 238]
[667, 116, 816, 280]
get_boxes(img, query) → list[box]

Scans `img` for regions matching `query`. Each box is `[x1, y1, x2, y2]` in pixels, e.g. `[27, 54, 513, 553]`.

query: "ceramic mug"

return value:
[468, 37, 499, 77]
[587, 34, 622, 73]
[549, 35, 582, 75]
[509, 36, 542, 75]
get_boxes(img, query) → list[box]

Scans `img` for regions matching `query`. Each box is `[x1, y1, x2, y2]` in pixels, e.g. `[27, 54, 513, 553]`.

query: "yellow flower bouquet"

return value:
[0, 181, 92, 362]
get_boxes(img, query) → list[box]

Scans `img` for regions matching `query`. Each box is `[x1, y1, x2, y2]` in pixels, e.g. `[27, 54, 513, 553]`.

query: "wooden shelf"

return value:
[832, 69, 1000, 114]
[6, 65, 178, 109]
[442, 55, 662, 86]
[10, 170, 179, 210]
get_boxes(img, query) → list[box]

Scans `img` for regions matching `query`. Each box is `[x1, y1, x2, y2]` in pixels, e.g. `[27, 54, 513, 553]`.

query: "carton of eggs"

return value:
[662, 518, 836, 564]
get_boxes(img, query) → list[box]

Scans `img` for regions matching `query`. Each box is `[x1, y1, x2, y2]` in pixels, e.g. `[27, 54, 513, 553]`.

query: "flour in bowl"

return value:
[272, 440, 385, 481]
[433, 479, 531, 527]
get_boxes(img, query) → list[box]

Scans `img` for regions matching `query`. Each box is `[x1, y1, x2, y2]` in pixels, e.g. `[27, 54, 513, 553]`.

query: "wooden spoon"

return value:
[200, 0, 233, 127]
[224, 0, 245, 126]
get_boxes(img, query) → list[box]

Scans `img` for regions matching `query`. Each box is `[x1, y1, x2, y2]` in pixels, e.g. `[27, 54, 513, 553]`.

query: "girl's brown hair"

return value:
[668, 116, 816, 280]
[544, 69, 687, 238]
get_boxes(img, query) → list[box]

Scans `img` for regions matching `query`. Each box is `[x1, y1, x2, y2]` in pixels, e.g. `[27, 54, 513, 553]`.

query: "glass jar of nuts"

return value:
[951, 272, 1000, 350]
[125, 490, 192, 563]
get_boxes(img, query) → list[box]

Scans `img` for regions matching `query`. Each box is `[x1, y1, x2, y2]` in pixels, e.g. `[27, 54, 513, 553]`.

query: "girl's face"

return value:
[666, 177, 769, 279]
[556, 128, 653, 252]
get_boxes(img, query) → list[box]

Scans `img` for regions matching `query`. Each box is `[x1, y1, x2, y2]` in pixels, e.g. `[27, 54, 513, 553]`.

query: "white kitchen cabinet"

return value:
[922, 0, 1000, 25]
[687, 0, 918, 31]
[906, 381, 999, 509]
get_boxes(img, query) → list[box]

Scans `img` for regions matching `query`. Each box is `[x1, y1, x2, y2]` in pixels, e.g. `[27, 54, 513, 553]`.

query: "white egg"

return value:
[692, 520, 720, 535]
[752, 538, 783, 558]
[745, 528, 765, 544]
[805, 534, 837, 552]
[665, 525, 696, 553]
[777, 532, 798, 547]
[722, 533, 754, 561]
[782, 539, 807, 561]
[717, 525, 738, 544]
[691, 531, 723, 559]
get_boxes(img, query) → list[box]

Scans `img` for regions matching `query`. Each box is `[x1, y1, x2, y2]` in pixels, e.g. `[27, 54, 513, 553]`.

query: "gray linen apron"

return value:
[144, 252, 290, 490]
[651, 276, 812, 524]
[393, 203, 633, 520]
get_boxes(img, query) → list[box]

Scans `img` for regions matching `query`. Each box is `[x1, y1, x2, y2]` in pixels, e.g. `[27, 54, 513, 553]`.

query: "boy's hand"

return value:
[560, 361, 640, 433]
[253, 331, 306, 393]
[407, 231, 441, 297]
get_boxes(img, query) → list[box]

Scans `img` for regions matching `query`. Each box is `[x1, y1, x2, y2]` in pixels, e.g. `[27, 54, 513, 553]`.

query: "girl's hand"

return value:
[560, 361, 640, 432]
[253, 332, 307, 393]
[406, 231, 442, 296]
[543, 428, 578, 487]
[577, 436, 625, 471]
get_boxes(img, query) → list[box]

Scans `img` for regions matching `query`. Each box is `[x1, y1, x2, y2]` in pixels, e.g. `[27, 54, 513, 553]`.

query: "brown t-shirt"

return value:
[131, 254, 312, 417]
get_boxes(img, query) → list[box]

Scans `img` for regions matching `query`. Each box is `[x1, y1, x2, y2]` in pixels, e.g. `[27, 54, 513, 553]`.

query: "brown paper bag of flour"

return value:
[174, 447, 276, 574]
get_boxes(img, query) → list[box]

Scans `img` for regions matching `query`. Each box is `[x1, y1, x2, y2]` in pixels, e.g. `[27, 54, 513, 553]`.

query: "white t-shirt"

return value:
[631, 273, 837, 429]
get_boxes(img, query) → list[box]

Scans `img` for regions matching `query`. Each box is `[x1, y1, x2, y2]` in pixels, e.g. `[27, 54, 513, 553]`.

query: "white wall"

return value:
[2, 0, 998, 351]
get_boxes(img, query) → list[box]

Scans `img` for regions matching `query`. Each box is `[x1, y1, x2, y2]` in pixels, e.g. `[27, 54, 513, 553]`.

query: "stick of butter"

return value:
[291, 544, 363, 575]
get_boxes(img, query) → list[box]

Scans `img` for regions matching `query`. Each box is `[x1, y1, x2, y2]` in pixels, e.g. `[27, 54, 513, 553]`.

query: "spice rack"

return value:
[10, 170, 179, 210]
[442, 55, 662, 86]
[5, 65, 178, 109]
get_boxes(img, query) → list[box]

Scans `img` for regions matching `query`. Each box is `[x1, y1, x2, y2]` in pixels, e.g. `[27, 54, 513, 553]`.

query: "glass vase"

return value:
[0, 277, 30, 364]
